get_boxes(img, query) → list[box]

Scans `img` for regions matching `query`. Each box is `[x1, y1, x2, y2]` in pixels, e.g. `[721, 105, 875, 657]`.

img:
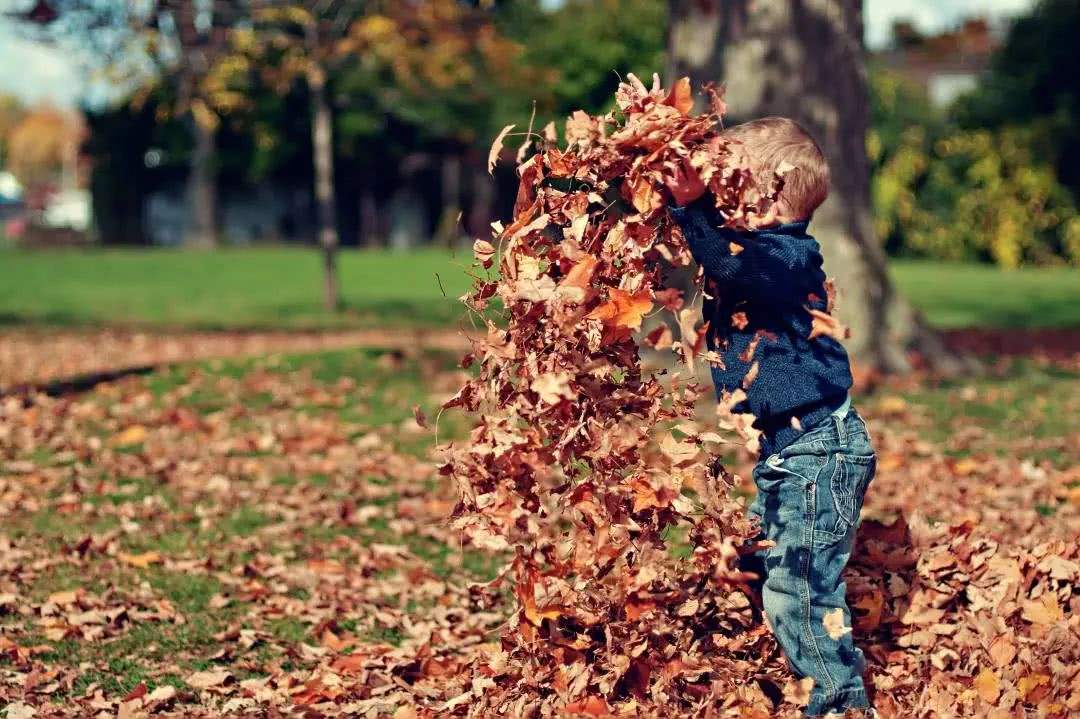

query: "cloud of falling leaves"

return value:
[439, 75, 780, 714]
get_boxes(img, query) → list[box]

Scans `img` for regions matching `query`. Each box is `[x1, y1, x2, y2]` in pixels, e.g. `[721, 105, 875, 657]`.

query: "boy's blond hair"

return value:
[722, 117, 830, 221]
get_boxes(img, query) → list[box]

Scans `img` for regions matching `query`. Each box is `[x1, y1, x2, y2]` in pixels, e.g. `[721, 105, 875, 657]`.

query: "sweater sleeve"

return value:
[670, 205, 815, 306]
[669, 204, 744, 284]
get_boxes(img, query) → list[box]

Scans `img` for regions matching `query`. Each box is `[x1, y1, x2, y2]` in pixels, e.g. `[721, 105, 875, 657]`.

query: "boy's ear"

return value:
[746, 202, 780, 230]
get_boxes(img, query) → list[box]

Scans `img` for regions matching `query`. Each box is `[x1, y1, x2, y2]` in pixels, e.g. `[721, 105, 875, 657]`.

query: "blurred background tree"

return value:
[2, 0, 1076, 360]
[870, 0, 1080, 268]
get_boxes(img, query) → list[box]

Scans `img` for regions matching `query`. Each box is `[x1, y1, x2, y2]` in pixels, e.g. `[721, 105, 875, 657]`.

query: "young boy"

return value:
[671, 117, 877, 717]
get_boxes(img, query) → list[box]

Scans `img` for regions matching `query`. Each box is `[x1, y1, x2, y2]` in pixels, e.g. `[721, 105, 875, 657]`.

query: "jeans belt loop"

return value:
[832, 394, 851, 445]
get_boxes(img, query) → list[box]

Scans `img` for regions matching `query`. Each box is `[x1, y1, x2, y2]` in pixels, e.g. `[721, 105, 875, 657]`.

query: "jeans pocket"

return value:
[829, 453, 876, 537]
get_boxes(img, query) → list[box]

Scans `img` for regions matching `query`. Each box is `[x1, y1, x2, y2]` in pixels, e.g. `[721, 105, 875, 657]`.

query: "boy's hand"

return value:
[665, 156, 707, 206]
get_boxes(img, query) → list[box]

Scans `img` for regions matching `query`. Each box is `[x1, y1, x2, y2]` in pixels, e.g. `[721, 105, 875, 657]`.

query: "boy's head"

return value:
[722, 116, 830, 224]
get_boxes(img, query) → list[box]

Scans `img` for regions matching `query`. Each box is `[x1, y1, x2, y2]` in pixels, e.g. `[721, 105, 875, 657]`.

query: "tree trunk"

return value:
[468, 159, 496, 240]
[358, 181, 382, 247]
[667, 0, 963, 374]
[185, 112, 218, 248]
[434, 153, 462, 248]
[307, 60, 340, 312]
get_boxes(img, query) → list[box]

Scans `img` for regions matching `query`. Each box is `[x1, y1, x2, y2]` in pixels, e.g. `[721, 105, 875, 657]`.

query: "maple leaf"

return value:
[588, 288, 653, 330]
[628, 175, 664, 213]
[653, 287, 684, 311]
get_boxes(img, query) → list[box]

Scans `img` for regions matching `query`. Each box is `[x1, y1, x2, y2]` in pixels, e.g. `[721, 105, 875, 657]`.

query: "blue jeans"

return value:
[747, 404, 876, 716]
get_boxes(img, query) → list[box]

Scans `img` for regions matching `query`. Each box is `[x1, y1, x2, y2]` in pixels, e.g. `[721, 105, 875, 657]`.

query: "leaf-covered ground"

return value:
[1, 345, 1077, 717]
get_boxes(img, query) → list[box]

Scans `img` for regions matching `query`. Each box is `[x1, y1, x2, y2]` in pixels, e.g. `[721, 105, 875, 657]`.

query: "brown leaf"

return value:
[473, 238, 496, 266]
[488, 124, 515, 174]
[807, 308, 850, 341]
[185, 668, 233, 690]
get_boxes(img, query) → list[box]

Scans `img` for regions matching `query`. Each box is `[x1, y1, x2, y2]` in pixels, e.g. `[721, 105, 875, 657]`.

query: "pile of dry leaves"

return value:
[437, 76, 1079, 717]
[438, 75, 801, 715]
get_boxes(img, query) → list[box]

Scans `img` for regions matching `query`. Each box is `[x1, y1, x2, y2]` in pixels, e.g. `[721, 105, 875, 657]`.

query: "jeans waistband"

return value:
[831, 394, 851, 419]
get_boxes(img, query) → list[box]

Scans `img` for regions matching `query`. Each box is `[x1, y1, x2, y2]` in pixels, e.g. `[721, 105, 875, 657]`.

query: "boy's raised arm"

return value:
[670, 203, 745, 285]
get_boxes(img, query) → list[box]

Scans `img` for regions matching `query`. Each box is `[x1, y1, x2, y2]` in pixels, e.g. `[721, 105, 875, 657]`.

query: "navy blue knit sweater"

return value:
[670, 202, 852, 457]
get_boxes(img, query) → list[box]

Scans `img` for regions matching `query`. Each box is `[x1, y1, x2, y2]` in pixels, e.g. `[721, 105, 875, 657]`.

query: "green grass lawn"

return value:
[889, 259, 1080, 329]
[0, 247, 474, 330]
[0, 247, 1076, 330]
[2, 346, 1075, 708]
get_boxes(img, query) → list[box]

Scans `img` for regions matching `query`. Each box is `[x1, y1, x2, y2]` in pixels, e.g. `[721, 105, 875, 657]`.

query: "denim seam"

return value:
[801, 463, 838, 700]
[831, 456, 853, 536]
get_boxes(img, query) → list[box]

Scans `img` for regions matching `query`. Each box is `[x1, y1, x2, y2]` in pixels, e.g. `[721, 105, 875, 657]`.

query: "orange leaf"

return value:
[588, 288, 653, 331]
[624, 596, 657, 621]
[663, 76, 694, 115]
[563, 695, 611, 717]
[987, 634, 1016, 667]
[1017, 673, 1049, 701]
[110, 425, 147, 447]
[122, 682, 148, 702]
[560, 254, 599, 290]
[628, 175, 663, 213]
[331, 653, 368, 675]
[119, 551, 162, 569]
[974, 668, 1000, 704]
[645, 324, 673, 350]
[1021, 594, 1063, 625]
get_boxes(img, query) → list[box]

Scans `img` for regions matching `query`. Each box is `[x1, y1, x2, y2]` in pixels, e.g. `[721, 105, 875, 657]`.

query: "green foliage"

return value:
[513, 0, 667, 117]
[869, 69, 1079, 267]
[952, 0, 1080, 195]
